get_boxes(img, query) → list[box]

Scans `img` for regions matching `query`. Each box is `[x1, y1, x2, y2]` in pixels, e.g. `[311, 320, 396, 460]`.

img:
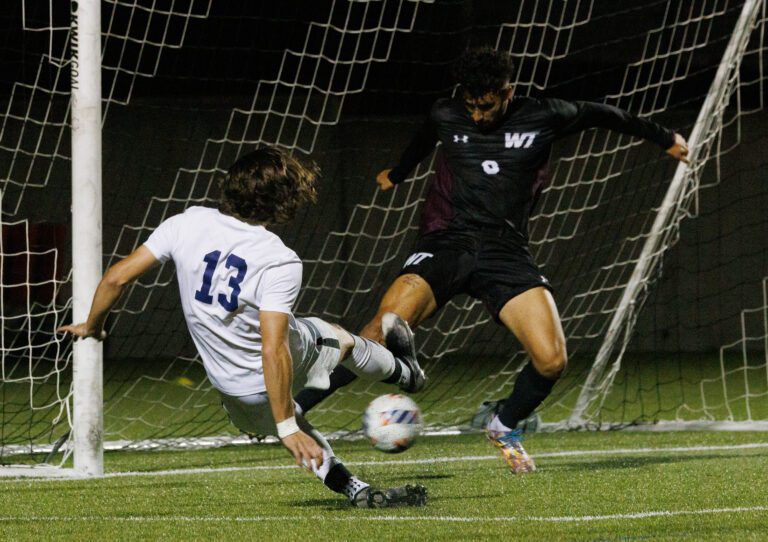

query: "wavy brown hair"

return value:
[218, 146, 319, 225]
[452, 47, 515, 98]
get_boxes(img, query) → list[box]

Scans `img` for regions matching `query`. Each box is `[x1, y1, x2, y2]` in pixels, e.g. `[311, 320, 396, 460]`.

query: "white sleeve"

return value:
[259, 262, 302, 314]
[143, 214, 182, 263]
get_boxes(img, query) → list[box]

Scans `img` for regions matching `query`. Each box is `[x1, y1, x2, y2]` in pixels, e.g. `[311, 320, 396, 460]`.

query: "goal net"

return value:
[1, 0, 766, 468]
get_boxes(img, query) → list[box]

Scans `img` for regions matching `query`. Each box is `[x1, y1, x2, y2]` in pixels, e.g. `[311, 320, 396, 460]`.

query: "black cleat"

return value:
[381, 312, 427, 393]
[353, 484, 428, 508]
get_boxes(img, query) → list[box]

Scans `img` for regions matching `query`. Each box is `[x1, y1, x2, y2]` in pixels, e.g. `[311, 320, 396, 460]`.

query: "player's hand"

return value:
[666, 133, 689, 164]
[376, 169, 395, 192]
[280, 430, 324, 473]
[57, 323, 107, 341]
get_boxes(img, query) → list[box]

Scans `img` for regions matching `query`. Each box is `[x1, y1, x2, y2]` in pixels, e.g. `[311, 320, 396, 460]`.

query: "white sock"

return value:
[295, 413, 338, 481]
[294, 414, 369, 500]
[344, 336, 410, 383]
[487, 414, 514, 433]
[311, 449, 334, 480]
[343, 475, 370, 501]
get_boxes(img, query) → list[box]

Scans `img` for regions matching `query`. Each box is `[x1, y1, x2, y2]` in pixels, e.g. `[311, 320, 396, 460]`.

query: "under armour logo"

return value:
[453, 134, 469, 143]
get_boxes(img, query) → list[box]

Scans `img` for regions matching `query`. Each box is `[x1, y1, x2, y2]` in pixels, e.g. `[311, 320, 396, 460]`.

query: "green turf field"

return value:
[2, 431, 767, 541]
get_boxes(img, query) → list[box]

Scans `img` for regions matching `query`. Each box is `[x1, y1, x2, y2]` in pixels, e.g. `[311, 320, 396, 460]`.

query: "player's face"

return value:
[463, 87, 513, 132]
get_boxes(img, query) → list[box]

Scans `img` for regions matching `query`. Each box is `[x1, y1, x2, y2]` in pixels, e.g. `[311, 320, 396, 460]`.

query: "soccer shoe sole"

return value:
[359, 484, 428, 508]
[381, 312, 427, 393]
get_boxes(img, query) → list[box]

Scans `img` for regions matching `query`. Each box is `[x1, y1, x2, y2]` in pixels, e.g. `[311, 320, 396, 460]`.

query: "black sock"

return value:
[498, 362, 556, 429]
[294, 365, 358, 413]
[381, 358, 403, 385]
[323, 462, 353, 494]
[324, 462, 369, 501]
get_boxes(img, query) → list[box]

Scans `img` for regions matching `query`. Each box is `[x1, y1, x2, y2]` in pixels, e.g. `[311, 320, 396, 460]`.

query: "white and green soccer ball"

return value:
[363, 393, 423, 453]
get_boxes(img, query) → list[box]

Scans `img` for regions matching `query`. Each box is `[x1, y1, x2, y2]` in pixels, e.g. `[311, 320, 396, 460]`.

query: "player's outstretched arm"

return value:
[261, 311, 324, 472]
[379, 110, 439, 191]
[665, 133, 690, 164]
[57, 245, 159, 340]
[553, 100, 689, 163]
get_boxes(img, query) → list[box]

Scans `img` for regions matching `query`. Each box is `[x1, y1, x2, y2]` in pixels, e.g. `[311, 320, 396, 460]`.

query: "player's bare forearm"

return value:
[262, 345, 319, 466]
[261, 310, 324, 470]
[57, 245, 159, 340]
[80, 277, 123, 337]
[261, 311, 296, 423]
[262, 341, 296, 424]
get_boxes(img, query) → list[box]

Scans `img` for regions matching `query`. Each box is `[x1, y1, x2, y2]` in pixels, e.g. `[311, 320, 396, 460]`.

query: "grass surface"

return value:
[2, 431, 767, 541]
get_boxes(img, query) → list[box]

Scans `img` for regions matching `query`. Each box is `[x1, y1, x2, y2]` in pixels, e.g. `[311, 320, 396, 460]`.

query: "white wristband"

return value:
[276, 416, 300, 439]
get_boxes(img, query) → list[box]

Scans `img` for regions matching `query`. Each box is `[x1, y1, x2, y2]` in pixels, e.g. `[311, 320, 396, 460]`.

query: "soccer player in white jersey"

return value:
[58, 146, 427, 508]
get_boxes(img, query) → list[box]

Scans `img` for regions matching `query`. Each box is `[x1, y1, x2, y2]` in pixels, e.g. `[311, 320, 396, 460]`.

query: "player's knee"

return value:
[532, 343, 567, 379]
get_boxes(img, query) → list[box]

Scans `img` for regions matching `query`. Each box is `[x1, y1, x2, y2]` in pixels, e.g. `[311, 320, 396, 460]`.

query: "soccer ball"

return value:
[363, 393, 423, 453]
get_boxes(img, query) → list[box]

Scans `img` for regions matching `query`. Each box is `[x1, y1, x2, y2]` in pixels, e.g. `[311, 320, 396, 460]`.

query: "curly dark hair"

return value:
[452, 47, 515, 98]
[218, 146, 319, 225]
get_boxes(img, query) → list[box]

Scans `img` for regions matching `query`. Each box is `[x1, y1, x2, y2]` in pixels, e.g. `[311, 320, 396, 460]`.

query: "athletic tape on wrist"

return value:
[276, 416, 300, 439]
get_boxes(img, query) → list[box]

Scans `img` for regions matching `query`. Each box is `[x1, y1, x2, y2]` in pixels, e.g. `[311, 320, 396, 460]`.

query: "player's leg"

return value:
[294, 273, 437, 413]
[359, 273, 439, 343]
[293, 411, 427, 507]
[484, 286, 566, 474]
[301, 315, 426, 393]
[220, 391, 427, 507]
[335, 314, 426, 392]
[295, 236, 471, 414]
[294, 366, 357, 415]
[219, 392, 368, 502]
[496, 286, 566, 427]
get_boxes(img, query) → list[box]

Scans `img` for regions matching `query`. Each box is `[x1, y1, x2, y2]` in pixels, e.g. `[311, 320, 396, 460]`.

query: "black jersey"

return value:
[388, 97, 676, 245]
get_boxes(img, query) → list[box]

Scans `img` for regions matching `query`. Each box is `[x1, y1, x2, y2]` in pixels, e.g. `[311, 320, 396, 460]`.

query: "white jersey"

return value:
[143, 206, 314, 396]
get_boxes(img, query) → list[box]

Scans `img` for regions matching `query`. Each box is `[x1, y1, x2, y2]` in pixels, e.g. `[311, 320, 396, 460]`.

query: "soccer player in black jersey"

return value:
[295, 47, 689, 473]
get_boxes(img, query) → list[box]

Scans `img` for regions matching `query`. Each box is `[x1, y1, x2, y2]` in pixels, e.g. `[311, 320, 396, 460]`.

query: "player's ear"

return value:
[504, 85, 515, 101]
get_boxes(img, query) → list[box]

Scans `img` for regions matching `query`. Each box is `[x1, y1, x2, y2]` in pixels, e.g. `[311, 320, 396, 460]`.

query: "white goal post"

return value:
[70, 0, 104, 477]
[0, 0, 104, 478]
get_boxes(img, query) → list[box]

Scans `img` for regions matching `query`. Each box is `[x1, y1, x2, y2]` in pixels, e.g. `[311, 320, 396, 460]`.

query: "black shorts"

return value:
[399, 230, 553, 322]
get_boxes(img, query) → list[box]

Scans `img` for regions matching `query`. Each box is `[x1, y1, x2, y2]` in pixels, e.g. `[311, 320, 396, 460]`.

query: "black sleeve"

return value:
[388, 107, 439, 185]
[551, 99, 676, 149]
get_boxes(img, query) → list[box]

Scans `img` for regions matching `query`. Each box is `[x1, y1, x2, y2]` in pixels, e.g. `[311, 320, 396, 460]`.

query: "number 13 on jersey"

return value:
[194, 250, 248, 311]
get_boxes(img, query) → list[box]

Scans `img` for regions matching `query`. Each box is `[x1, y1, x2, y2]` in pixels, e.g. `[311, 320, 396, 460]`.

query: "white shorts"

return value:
[220, 317, 341, 436]
[219, 390, 282, 436]
[291, 316, 342, 391]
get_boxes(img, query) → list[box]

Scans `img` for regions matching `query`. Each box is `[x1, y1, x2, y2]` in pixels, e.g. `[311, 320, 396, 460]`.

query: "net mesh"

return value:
[1, 0, 766, 465]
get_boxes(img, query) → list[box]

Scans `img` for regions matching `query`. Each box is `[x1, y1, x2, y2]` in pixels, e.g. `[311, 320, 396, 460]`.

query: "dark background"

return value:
[0, 0, 765, 364]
